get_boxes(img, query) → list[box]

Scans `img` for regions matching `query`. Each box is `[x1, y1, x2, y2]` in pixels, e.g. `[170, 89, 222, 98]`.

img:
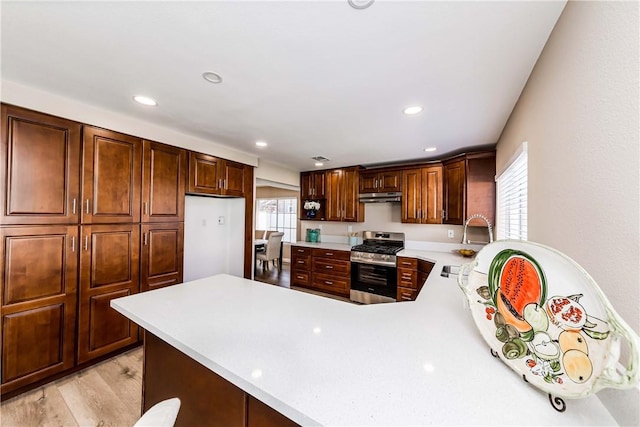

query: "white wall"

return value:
[496, 2, 639, 424]
[184, 196, 245, 281]
[1, 79, 259, 166]
[255, 159, 300, 187]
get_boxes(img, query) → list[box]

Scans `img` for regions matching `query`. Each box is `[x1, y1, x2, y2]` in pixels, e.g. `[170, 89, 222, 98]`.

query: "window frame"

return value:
[255, 197, 298, 243]
[495, 141, 528, 241]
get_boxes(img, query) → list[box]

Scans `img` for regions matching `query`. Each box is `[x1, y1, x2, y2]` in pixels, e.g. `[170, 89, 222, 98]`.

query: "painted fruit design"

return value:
[475, 249, 611, 387]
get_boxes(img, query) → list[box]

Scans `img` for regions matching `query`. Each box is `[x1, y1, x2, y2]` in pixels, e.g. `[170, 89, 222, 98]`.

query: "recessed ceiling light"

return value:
[403, 105, 423, 115]
[424, 147, 437, 152]
[133, 95, 157, 106]
[315, 162, 324, 167]
[202, 71, 223, 84]
[255, 141, 267, 147]
[348, 0, 374, 10]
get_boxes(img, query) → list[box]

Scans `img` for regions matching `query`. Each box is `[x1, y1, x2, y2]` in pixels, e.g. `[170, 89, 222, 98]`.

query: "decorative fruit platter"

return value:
[458, 240, 639, 403]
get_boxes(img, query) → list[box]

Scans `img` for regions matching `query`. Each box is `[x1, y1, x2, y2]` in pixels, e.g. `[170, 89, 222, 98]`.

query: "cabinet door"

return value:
[221, 160, 245, 197]
[378, 170, 401, 192]
[443, 159, 465, 225]
[142, 141, 186, 223]
[422, 165, 443, 224]
[401, 168, 422, 224]
[141, 223, 184, 292]
[342, 167, 361, 222]
[359, 171, 378, 193]
[82, 126, 142, 224]
[300, 172, 313, 200]
[1, 104, 81, 225]
[0, 226, 78, 394]
[188, 152, 222, 195]
[311, 171, 326, 198]
[325, 169, 343, 221]
[78, 224, 140, 363]
[466, 153, 496, 227]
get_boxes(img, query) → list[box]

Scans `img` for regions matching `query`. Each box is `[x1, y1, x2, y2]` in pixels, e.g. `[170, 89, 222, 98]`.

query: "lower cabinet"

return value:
[396, 257, 435, 302]
[0, 226, 78, 395]
[144, 332, 299, 427]
[291, 246, 350, 298]
[77, 224, 140, 364]
[141, 222, 184, 292]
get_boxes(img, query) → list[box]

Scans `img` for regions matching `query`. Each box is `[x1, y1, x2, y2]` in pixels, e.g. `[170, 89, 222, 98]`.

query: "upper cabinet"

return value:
[142, 140, 187, 222]
[188, 151, 248, 197]
[81, 126, 142, 224]
[1, 104, 81, 225]
[326, 167, 363, 222]
[443, 151, 496, 226]
[401, 165, 443, 224]
[359, 169, 401, 193]
[300, 171, 326, 199]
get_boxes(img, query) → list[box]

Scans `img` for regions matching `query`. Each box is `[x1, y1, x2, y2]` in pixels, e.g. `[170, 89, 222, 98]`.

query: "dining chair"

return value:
[133, 398, 181, 427]
[257, 232, 284, 270]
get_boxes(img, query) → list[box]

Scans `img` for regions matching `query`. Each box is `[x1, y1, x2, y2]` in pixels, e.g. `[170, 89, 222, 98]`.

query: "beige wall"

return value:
[496, 2, 638, 423]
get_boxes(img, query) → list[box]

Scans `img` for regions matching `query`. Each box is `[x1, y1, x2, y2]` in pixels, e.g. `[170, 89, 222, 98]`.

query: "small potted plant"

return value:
[304, 200, 321, 219]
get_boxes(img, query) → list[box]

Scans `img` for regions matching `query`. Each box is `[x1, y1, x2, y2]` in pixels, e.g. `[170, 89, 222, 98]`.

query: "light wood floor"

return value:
[1, 347, 143, 427]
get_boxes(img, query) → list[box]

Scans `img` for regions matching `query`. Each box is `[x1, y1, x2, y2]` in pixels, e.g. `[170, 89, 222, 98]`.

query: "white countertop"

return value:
[112, 249, 617, 426]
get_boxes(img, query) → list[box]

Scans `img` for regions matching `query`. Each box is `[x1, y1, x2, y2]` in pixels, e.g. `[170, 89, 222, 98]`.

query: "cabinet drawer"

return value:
[291, 270, 310, 286]
[397, 257, 417, 269]
[292, 246, 311, 256]
[397, 286, 417, 302]
[291, 255, 311, 269]
[311, 248, 350, 260]
[312, 258, 350, 276]
[397, 268, 418, 289]
[311, 273, 349, 295]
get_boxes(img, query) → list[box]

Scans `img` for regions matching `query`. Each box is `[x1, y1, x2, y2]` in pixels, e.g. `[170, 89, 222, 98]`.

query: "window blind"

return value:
[496, 143, 528, 240]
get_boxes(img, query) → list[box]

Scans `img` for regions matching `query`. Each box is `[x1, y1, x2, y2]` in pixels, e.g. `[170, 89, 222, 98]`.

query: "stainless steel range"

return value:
[350, 231, 405, 304]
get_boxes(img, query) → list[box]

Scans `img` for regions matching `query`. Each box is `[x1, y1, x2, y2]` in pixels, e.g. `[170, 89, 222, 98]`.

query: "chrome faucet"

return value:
[461, 213, 494, 244]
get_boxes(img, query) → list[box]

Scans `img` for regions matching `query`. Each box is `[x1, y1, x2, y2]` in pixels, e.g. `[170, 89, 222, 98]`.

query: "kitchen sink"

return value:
[440, 265, 460, 278]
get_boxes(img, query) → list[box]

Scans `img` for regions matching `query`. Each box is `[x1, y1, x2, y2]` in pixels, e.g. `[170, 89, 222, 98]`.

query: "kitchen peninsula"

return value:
[111, 250, 617, 426]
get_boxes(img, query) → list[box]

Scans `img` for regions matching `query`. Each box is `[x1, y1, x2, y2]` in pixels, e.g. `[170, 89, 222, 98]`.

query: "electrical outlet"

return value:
[218, 216, 225, 225]
[448, 230, 455, 239]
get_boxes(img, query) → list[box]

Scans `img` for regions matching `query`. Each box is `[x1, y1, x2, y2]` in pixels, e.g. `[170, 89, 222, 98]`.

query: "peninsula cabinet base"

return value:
[143, 332, 298, 427]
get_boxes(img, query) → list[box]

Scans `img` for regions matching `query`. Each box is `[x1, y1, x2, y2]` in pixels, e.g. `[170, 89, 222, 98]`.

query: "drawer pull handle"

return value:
[325, 252, 333, 256]
[297, 260, 304, 264]
[297, 249, 304, 253]
[402, 296, 412, 301]
[325, 281, 333, 285]
[325, 265, 333, 269]
[297, 275, 304, 279]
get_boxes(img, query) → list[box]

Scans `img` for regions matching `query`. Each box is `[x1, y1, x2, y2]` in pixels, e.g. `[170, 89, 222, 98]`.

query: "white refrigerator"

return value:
[183, 195, 245, 282]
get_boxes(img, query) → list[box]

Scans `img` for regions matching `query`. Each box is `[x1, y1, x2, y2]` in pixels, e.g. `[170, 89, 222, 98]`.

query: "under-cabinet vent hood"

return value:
[358, 192, 402, 203]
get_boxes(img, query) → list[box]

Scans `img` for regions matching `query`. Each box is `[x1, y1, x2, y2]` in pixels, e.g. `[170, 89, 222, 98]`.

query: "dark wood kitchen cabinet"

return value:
[291, 246, 350, 297]
[359, 169, 401, 193]
[77, 224, 140, 364]
[326, 167, 363, 222]
[142, 140, 187, 223]
[0, 225, 78, 395]
[81, 126, 142, 224]
[300, 170, 326, 199]
[401, 165, 443, 224]
[396, 257, 435, 302]
[443, 152, 496, 226]
[1, 104, 81, 225]
[188, 151, 248, 197]
[141, 222, 184, 292]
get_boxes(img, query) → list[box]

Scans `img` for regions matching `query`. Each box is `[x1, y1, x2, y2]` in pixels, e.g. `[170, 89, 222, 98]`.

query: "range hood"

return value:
[358, 192, 402, 203]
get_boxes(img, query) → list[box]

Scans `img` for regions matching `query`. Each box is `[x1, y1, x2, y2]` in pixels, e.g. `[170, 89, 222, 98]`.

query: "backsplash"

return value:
[300, 203, 492, 245]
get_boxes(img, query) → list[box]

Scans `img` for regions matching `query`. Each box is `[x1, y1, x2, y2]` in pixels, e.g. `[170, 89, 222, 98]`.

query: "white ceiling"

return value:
[1, 1, 565, 172]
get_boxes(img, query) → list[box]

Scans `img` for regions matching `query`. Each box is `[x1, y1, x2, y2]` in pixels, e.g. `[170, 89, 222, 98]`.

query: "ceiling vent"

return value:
[311, 156, 330, 162]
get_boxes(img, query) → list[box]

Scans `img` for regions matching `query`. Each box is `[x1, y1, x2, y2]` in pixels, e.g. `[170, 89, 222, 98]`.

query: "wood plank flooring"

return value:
[1, 347, 143, 427]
